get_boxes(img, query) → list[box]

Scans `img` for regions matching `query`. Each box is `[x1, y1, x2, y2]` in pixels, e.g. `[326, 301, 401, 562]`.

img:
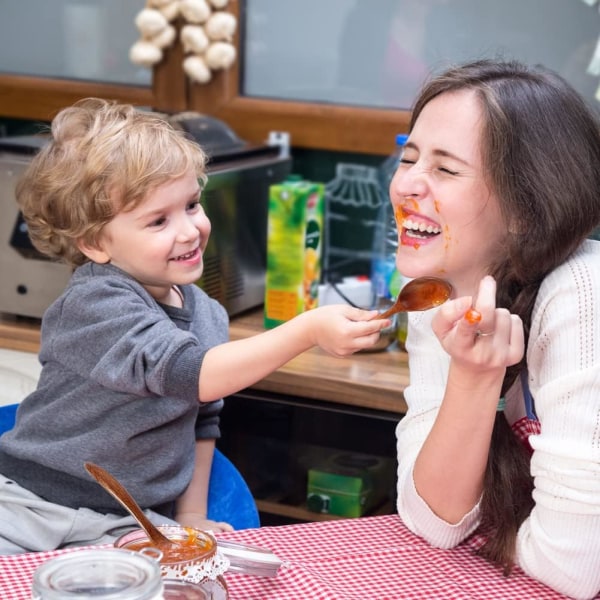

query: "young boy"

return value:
[0, 98, 388, 554]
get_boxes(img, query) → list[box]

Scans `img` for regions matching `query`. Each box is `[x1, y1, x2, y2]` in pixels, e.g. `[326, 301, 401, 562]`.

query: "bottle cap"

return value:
[285, 173, 304, 182]
[395, 133, 409, 146]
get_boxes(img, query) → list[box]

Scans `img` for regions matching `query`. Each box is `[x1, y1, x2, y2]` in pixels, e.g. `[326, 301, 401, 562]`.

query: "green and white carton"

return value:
[264, 177, 324, 329]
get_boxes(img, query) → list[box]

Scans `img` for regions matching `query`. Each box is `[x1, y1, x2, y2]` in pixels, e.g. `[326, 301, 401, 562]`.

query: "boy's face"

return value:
[92, 168, 211, 301]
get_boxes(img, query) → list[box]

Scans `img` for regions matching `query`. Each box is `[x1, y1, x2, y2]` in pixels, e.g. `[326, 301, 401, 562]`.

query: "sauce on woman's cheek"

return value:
[443, 225, 451, 250]
[432, 200, 453, 251]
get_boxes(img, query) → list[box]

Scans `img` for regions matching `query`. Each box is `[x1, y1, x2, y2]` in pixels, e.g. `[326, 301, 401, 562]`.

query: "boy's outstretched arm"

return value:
[198, 305, 389, 402]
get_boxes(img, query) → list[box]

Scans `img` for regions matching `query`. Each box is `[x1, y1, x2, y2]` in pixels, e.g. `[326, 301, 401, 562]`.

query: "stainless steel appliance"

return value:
[0, 115, 291, 319]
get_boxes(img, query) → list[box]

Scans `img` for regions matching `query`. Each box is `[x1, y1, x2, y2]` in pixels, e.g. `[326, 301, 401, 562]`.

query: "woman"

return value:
[393, 59, 600, 600]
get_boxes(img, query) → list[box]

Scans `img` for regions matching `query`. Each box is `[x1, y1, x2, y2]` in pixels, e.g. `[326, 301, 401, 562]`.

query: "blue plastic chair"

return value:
[0, 403, 259, 530]
[207, 446, 260, 529]
[0, 403, 18, 437]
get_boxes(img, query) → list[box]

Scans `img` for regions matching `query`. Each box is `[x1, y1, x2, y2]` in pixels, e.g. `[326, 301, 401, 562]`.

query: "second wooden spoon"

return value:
[84, 461, 174, 550]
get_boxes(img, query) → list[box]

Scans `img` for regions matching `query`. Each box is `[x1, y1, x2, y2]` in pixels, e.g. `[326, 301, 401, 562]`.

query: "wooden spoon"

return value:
[84, 461, 174, 550]
[372, 276, 452, 320]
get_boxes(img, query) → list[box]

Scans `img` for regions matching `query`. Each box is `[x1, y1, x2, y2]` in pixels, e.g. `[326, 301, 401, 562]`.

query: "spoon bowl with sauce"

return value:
[372, 276, 452, 320]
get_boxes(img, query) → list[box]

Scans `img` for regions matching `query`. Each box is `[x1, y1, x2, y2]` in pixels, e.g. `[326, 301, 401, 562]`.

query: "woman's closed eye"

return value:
[438, 166, 459, 176]
[399, 158, 459, 176]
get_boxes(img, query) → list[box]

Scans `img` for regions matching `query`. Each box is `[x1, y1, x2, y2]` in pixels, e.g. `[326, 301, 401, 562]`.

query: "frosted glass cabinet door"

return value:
[0, 0, 151, 86]
[243, 0, 600, 110]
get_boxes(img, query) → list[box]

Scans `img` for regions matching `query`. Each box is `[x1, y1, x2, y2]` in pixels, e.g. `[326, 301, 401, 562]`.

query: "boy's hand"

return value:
[302, 304, 392, 356]
[175, 511, 234, 533]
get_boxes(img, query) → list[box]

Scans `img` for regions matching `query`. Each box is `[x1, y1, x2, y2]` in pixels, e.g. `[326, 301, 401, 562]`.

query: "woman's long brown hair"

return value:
[409, 59, 600, 573]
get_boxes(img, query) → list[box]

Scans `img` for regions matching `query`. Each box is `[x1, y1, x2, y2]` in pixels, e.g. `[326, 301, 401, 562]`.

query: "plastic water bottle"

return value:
[370, 133, 408, 348]
[371, 134, 408, 301]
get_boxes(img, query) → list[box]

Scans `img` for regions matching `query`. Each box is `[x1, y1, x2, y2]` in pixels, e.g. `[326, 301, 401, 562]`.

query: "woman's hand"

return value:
[413, 276, 524, 523]
[431, 276, 524, 374]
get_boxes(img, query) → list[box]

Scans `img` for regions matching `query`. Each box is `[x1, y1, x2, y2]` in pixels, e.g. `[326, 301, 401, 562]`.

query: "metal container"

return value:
[0, 117, 291, 319]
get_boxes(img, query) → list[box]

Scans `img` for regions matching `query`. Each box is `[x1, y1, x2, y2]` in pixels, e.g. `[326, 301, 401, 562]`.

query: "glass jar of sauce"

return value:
[114, 525, 229, 599]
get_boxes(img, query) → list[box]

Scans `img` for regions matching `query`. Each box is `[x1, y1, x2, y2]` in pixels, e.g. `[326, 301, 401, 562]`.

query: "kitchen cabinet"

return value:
[0, 308, 408, 524]
[226, 310, 406, 524]
[217, 388, 401, 525]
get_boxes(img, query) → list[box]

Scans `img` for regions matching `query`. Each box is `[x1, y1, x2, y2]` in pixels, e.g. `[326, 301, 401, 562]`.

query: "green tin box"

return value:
[306, 452, 394, 518]
[307, 469, 371, 518]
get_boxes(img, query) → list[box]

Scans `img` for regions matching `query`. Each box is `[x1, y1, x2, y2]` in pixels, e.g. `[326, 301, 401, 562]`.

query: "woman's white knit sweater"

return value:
[396, 239, 600, 600]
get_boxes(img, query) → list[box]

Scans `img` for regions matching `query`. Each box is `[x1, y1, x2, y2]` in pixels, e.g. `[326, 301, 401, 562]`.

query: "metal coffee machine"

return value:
[0, 115, 291, 319]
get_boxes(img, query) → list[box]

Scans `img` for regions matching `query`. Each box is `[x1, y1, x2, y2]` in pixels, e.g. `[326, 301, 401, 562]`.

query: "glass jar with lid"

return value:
[31, 548, 164, 600]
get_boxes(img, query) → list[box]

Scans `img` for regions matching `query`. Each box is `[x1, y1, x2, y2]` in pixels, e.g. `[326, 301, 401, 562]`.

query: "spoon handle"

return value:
[375, 305, 400, 320]
[84, 462, 171, 547]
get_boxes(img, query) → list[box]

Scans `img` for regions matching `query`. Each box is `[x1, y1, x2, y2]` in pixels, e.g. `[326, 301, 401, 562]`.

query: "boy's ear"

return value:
[76, 237, 110, 264]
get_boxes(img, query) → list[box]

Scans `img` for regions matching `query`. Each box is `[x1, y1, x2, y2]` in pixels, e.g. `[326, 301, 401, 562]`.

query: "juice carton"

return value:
[264, 178, 325, 329]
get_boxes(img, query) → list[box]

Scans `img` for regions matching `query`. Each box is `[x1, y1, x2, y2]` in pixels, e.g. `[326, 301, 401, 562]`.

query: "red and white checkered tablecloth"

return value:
[0, 514, 595, 600]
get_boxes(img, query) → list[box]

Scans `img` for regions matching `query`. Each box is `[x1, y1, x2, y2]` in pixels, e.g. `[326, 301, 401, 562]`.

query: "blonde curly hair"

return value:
[16, 98, 207, 267]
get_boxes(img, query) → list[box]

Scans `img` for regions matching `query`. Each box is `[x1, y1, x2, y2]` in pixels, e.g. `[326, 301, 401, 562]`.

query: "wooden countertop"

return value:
[0, 309, 408, 414]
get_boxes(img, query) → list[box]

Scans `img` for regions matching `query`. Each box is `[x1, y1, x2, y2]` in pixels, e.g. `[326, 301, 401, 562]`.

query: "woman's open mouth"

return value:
[402, 218, 442, 240]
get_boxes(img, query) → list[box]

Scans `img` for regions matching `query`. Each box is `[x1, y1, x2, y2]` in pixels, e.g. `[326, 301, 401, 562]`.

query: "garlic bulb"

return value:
[204, 41, 236, 70]
[150, 24, 177, 49]
[129, 40, 163, 67]
[183, 55, 212, 83]
[134, 8, 168, 38]
[180, 24, 210, 54]
[179, 0, 212, 24]
[147, 0, 174, 7]
[129, 0, 237, 80]
[158, 1, 181, 22]
[204, 11, 237, 41]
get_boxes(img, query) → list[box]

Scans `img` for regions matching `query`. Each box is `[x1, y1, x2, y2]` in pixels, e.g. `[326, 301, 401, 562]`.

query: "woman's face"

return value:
[390, 89, 505, 298]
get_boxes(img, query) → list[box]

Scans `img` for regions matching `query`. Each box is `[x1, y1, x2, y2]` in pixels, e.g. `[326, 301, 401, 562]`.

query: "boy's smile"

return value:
[170, 247, 201, 264]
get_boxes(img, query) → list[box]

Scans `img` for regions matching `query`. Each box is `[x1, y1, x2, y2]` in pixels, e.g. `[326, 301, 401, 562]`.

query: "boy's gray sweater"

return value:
[0, 263, 227, 518]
